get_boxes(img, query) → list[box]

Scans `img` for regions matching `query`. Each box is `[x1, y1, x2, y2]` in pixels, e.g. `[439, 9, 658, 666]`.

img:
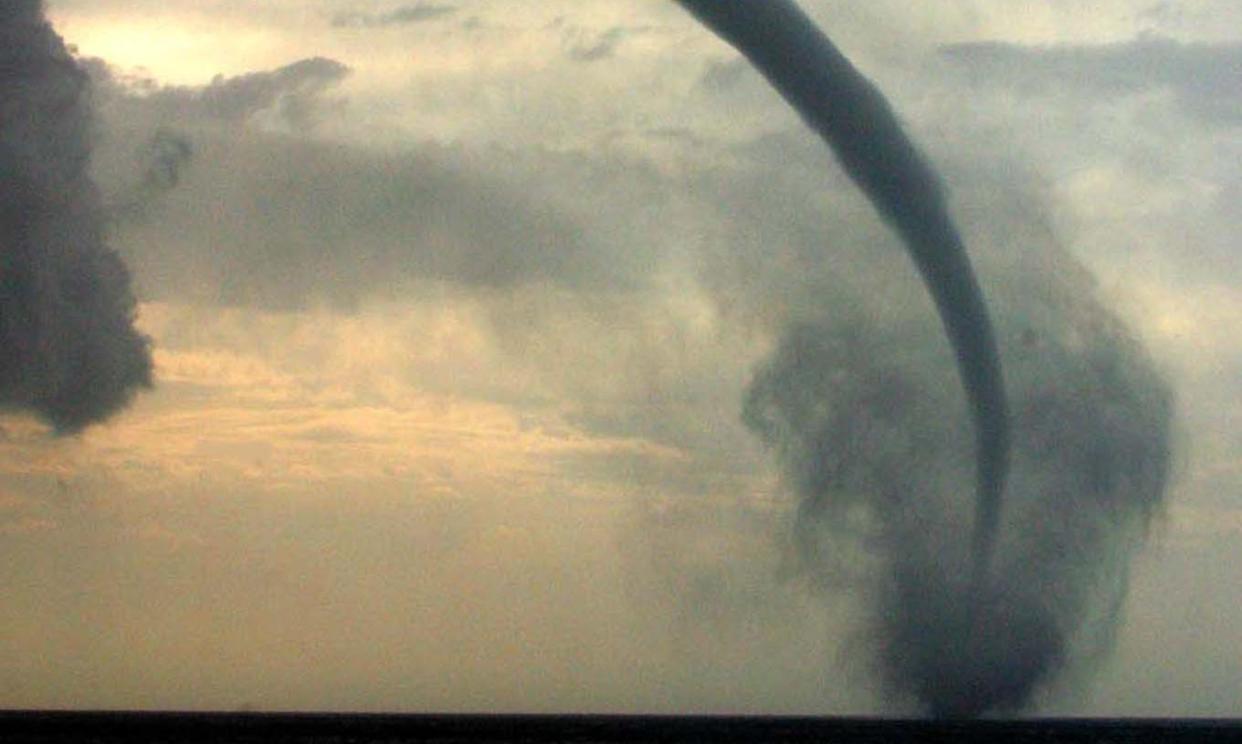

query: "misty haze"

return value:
[0, 0, 1239, 722]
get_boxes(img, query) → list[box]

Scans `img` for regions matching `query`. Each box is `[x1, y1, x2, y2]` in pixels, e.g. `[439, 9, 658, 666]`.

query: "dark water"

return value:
[1, 713, 1237, 743]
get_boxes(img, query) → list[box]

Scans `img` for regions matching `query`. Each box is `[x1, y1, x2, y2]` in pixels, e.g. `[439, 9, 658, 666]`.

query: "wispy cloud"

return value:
[331, 3, 457, 29]
[566, 27, 629, 62]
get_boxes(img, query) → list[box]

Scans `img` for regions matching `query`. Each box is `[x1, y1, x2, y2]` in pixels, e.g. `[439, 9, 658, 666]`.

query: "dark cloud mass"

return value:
[942, 36, 1242, 124]
[110, 137, 639, 309]
[331, 3, 457, 29]
[0, 0, 151, 431]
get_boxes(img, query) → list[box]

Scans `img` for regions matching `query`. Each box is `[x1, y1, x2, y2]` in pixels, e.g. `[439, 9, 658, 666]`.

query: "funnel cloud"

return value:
[681, 0, 1173, 717]
[0, 0, 152, 431]
[676, 0, 1010, 582]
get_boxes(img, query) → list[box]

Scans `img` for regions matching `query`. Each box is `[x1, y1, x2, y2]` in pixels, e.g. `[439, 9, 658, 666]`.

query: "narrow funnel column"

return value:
[677, 0, 1010, 582]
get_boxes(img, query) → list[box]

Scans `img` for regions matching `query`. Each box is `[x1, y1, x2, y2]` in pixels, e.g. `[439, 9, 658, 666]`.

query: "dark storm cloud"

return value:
[331, 3, 457, 29]
[941, 36, 1242, 124]
[108, 135, 667, 309]
[0, 0, 152, 431]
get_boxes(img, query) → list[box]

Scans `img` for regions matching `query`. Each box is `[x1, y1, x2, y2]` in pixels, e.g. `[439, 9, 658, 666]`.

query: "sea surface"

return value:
[0, 712, 1237, 743]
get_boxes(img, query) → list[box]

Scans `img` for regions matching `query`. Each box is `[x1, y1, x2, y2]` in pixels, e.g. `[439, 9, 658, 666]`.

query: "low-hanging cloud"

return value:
[0, 0, 151, 432]
[110, 137, 636, 308]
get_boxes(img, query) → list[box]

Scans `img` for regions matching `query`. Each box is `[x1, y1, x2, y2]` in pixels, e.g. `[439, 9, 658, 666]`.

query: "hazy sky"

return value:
[2, 0, 1240, 715]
